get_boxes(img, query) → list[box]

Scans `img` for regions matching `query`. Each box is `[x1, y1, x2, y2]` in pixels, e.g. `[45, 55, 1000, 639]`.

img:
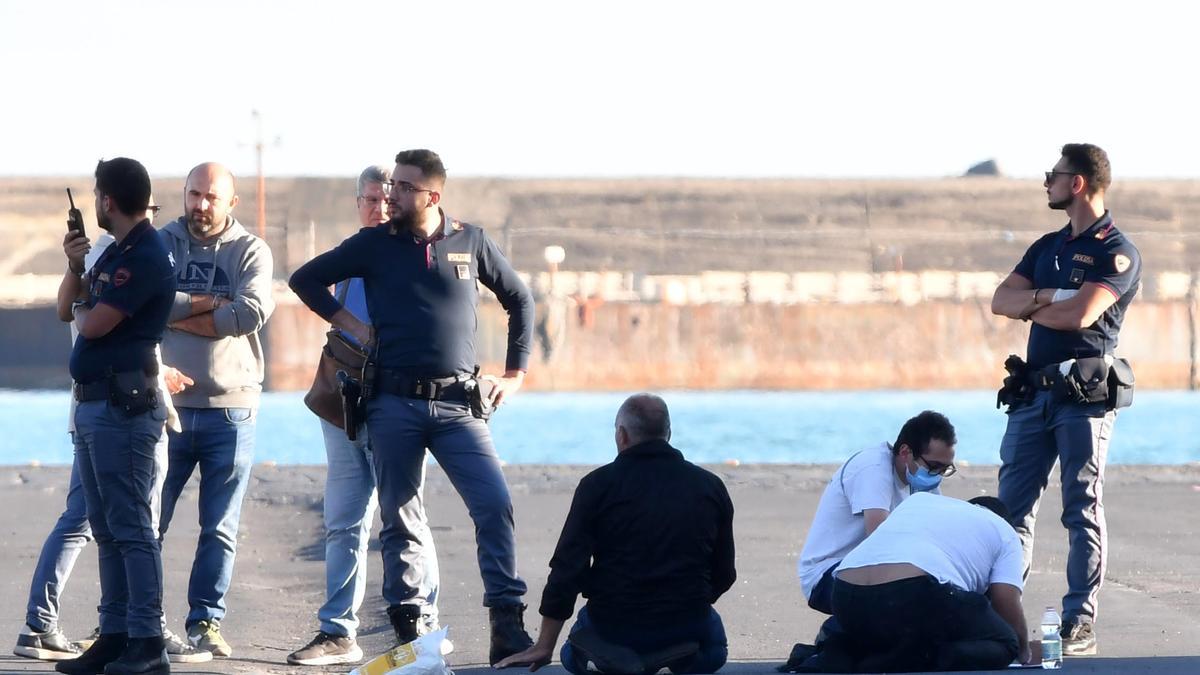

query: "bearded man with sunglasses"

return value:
[990, 143, 1141, 657]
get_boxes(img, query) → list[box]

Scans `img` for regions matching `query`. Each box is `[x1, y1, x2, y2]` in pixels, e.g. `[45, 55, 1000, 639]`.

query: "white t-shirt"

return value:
[836, 492, 1025, 594]
[798, 443, 913, 599]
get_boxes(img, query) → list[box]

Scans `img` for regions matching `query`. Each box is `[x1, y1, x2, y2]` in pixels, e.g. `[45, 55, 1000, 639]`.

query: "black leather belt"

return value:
[73, 380, 112, 402]
[375, 370, 472, 401]
[73, 370, 159, 402]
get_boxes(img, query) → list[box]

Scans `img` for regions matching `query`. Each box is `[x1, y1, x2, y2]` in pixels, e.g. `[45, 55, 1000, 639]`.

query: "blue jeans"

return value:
[366, 394, 526, 608]
[24, 436, 94, 632]
[159, 406, 256, 628]
[74, 401, 168, 638]
[560, 606, 728, 675]
[317, 419, 440, 638]
[998, 389, 1114, 624]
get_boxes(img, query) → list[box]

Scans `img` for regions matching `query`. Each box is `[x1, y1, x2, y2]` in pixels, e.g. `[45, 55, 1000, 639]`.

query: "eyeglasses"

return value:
[147, 205, 162, 216]
[1044, 170, 1076, 183]
[916, 456, 957, 477]
[386, 180, 435, 196]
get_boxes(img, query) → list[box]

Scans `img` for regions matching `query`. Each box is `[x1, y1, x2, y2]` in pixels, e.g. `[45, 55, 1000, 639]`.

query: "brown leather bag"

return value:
[303, 329, 369, 428]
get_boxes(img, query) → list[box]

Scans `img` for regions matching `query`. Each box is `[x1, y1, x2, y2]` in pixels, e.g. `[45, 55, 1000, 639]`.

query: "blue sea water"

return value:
[2, 389, 1196, 466]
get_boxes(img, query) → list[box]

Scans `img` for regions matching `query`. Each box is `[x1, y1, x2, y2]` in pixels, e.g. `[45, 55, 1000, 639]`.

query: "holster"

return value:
[1043, 357, 1111, 406]
[465, 369, 496, 422]
[337, 370, 365, 440]
[1107, 357, 1135, 410]
[108, 369, 159, 417]
[996, 354, 1034, 412]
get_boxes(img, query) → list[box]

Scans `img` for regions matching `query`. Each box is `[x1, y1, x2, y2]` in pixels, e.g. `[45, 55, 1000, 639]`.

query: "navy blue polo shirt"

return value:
[289, 214, 534, 378]
[1012, 211, 1141, 369]
[69, 220, 178, 383]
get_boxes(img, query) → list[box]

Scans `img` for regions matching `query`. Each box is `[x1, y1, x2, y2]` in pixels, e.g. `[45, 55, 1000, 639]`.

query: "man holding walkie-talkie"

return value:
[54, 158, 177, 675]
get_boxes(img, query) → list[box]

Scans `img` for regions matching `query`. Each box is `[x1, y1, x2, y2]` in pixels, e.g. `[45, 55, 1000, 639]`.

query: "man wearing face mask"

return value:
[797, 410, 957, 616]
[156, 162, 276, 658]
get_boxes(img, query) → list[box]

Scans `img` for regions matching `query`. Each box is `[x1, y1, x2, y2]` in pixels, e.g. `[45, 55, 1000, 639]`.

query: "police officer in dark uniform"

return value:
[289, 149, 536, 665]
[990, 143, 1141, 658]
[56, 158, 177, 675]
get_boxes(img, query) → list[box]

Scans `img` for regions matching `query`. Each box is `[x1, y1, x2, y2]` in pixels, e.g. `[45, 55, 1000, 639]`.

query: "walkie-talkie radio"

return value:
[66, 188, 85, 237]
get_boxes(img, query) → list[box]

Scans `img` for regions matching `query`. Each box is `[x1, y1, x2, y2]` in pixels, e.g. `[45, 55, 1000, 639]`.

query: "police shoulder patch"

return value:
[1113, 253, 1131, 274]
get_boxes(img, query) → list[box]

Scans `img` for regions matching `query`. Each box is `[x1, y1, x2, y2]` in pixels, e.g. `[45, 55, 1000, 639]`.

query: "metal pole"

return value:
[252, 110, 266, 240]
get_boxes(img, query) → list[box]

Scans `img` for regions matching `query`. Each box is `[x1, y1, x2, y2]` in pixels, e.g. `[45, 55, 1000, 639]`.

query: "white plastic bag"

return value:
[349, 628, 452, 675]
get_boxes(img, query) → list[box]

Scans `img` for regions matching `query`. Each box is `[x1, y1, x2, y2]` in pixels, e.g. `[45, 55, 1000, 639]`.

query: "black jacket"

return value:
[538, 439, 736, 626]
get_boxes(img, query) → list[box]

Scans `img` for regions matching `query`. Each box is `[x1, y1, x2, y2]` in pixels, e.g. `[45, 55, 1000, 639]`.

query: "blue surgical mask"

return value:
[906, 464, 943, 493]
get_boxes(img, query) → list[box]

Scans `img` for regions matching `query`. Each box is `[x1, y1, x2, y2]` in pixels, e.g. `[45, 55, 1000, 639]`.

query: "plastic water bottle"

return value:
[1040, 606, 1062, 669]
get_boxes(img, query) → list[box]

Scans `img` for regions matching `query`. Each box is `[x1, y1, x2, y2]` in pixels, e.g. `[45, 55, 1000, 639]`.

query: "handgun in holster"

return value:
[337, 370, 363, 440]
[996, 354, 1033, 412]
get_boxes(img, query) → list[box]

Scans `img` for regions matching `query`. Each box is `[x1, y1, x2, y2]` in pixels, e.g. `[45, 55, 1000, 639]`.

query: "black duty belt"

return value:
[73, 377, 159, 402]
[74, 380, 114, 402]
[375, 370, 472, 402]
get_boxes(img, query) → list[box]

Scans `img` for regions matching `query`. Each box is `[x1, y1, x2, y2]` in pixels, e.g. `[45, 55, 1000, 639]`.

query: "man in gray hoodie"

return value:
[156, 162, 275, 658]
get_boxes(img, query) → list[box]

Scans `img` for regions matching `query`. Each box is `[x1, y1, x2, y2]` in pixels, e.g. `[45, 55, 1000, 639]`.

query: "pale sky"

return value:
[2, 0, 1198, 179]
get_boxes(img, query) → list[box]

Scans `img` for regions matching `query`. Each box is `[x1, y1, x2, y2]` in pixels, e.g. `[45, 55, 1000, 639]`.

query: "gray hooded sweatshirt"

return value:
[159, 216, 275, 409]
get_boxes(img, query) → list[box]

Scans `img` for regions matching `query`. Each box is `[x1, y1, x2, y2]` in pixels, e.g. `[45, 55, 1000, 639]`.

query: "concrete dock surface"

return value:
[3, 463, 1198, 674]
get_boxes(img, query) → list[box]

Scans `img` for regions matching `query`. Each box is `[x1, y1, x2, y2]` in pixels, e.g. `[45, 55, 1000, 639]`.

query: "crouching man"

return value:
[497, 394, 735, 674]
[805, 493, 1032, 672]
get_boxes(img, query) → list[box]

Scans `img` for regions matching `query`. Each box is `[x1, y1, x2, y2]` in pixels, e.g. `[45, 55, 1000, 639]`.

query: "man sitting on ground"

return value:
[802, 493, 1031, 672]
[496, 394, 735, 674]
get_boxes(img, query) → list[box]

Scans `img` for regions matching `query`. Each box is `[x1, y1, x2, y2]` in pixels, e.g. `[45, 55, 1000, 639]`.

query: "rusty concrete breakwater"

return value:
[0, 299, 1185, 391]
[263, 298, 1188, 392]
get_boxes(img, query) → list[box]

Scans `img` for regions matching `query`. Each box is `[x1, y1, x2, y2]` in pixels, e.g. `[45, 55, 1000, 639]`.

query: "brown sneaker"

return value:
[287, 632, 363, 666]
[1061, 620, 1097, 656]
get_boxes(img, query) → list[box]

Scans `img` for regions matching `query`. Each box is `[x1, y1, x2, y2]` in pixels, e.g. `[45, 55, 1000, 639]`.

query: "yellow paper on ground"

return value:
[349, 628, 451, 675]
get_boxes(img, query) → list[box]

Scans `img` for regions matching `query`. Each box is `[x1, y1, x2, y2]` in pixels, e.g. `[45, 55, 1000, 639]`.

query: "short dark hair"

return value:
[94, 157, 151, 217]
[1060, 143, 1111, 194]
[892, 410, 956, 459]
[969, 496, 1012, 524]
[617, 393, 671, 443]
[394, 149, 447, 187]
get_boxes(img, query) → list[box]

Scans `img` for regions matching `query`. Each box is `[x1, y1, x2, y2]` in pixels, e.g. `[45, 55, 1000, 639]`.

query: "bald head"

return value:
[184, 162, 239, 239]
[615, 393, 671, 451]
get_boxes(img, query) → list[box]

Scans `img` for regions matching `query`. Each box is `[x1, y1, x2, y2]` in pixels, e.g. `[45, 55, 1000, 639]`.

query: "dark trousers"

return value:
[366, 393, 526, 608]
[830, 576, 1017, 672]
[998, 389, 1113, 624]
[560, 606, 728, 675]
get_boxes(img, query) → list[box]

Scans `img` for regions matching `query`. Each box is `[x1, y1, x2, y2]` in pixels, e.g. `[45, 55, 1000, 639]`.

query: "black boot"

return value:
[56, 633, 127, 675]
[103, 636, 169, 675]
[387, 605, 424, 646]
[488, 604, 533, 666]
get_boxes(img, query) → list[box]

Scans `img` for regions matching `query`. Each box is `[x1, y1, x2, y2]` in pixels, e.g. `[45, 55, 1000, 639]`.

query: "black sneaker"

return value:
[287, 632, 363, 666]
[14, 624, 82, 661]
[488, 604, 534, 666]
[1062, 620, 1097, 656]
[163, 629, 212, 664]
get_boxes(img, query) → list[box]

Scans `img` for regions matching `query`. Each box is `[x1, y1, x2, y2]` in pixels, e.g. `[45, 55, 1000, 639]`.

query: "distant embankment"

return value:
[2, 299, 1187, 390]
